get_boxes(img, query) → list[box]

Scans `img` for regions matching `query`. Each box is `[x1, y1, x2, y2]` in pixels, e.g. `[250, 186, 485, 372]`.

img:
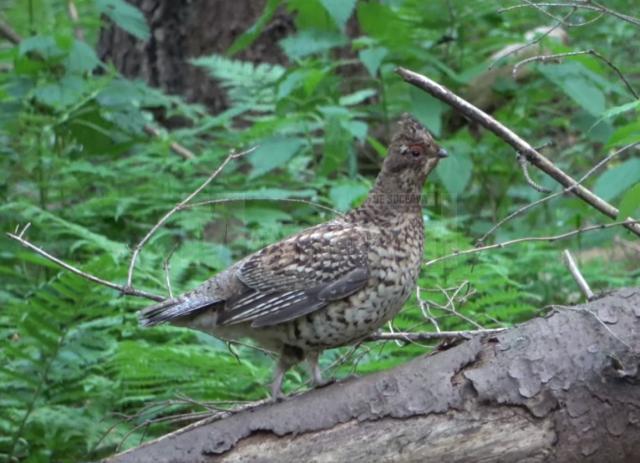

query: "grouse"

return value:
[139, 114, 448, 398]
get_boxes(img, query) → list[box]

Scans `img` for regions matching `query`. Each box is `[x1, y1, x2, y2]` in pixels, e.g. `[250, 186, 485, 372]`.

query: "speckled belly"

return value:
[273, 268, 416, 350]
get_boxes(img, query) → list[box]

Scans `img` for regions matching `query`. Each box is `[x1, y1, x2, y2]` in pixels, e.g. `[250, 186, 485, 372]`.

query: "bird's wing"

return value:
[218, 222, 370, 327]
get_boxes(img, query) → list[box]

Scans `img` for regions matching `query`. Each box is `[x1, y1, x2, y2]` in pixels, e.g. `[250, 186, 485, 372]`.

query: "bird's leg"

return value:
[307, 351, 325, 387]
[270, 345, 304, 400]
[270, 358, 288, 401]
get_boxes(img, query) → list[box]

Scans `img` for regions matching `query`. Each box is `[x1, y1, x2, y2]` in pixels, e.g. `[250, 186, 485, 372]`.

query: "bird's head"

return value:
[383, 113, 448, 180]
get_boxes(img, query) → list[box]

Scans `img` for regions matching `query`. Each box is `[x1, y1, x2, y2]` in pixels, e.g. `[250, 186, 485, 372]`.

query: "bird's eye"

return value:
[408, 145, 423, 157]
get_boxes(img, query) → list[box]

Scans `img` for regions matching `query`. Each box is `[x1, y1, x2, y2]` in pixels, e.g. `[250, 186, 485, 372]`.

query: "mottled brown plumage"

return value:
[139, 114, 447, 398]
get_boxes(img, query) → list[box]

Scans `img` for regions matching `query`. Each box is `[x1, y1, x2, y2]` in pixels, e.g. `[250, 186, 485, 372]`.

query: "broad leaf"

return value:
[96, 0, 150, 41]
[594, 158, 640, 201]
[359, 47, 387, 77]
[410, 87, 443, 137]
[436, 145, 472, 198]
[320, 0, 357, 30]
[249, 136, 306, 178]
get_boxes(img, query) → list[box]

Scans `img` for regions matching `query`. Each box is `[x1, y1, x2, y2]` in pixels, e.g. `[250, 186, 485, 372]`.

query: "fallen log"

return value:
[106, 288, 640, 463]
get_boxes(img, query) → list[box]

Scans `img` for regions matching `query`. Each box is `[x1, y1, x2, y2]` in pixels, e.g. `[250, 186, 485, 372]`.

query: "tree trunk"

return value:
[104, 288, 640, 463]
[97, 0, 292, 114]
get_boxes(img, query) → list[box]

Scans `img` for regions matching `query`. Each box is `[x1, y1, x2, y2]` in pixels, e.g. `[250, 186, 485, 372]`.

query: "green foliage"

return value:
[1, 0, 640, 461]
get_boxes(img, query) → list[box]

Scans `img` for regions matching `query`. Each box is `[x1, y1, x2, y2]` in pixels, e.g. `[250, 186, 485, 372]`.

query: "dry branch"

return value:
[512, 49, 639, 98]
[142, 124, 196, 161]
[500, 2, 640, 28]
[0, 18, 20, 45]
[477, 142, 639, 244]
[104, 289, 640, 463]
[395, 67, 640, 238]
[562, 249, 595, 301]
[125, 148, 252, 288]
[6, 224, 164, 301]
[425, 219, 640, 267]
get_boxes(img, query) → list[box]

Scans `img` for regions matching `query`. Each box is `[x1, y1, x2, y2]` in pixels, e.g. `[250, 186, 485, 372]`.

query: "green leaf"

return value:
[249, 136, 306, 178]
[356, 2, 410, 48]
[359, 47, 387, 77]
[279, 30, 346, 59]
[619, 183, 640, 218]
[341, 119, 368, 141]
[19, 36, 63, 59]
[64, 40, 100, 74]
[600, 100, 640, 121]
[607, 121, 640, 147]
[594, 158, 640, 201]
[339, 88, 376, 106]
[538, 62, 605, 116]
[410, 87, 443, 137]
[228, 0, 281, 55]
[436, 146, 472, 198]
[33, 75, 87, 109]
[330, 181, 368, 211]
[96, 0, 150, 41]
[321, 117, 352, 175]
[320, 0, 357, 30]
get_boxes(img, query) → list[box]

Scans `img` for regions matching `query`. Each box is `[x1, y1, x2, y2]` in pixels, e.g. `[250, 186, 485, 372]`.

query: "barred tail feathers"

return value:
[138, 296, 222, 326]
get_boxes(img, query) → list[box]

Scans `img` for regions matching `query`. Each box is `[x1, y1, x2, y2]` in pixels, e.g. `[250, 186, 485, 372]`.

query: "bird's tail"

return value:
[138, 296, 221, 326]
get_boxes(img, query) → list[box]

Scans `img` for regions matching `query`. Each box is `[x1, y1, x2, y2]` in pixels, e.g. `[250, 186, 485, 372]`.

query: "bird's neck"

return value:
[350, 170, 426, 223]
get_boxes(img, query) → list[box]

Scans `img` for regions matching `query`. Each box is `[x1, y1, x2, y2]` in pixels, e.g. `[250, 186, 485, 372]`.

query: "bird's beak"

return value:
[437, 147, 448, 159]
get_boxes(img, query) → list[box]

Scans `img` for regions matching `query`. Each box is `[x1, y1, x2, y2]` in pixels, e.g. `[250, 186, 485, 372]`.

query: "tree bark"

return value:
[97, 0, 292, 114]
[105, 288, 640, 463]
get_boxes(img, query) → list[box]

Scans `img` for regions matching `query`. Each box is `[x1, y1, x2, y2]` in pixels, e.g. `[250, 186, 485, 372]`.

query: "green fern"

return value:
[191, 55, 285, 110]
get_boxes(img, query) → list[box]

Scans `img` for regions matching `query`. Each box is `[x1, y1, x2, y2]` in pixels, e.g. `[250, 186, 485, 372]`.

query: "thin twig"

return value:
[499, 2, 640, 27]
[0, 18, 21, 44]
[126, 148, 253, 289]
[562, 249, 594, 301]
[477, 142, 639, 244]
[517, 152, 552, 193]
[559, 305, 633, 351]
[7, 224, 164, 301]
[66, 0, 85, 41]
[438, 282, 485, 329]
[143, 124, 196, 161]
[162, 246, 178, 299]
[490, 6, 575, 68]
[395, 67, 640, 238]
[416, 286, 441, 332]
[513, 49, 639, 98]
[425, 219, 640, 267]
[185, 197, 342, 216]
[517, 0, 604, 27]
[367, 328, 505, 342]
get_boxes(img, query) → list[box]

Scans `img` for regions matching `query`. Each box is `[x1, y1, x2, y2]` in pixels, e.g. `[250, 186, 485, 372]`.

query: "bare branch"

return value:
[517, 152, 552, 193]
[185, 197, 342, 217]
[7, 224, 164, 302]
[477, 142, 639, 244]
[425, 219, 640, 268]
[562, 249, 594, 301]
[366, 328, 505, 342]
[522, 0, 605, 27]
[490, 6, 575, 68]
[162, 246, 178, 299]
[0, 18, 21, 44]
[66, 0, 85, 41]
[395, 67, 640, 238]
[499, 2, 640, 28]
[143, 124, 196, 161]
[513, 49, 639, 98]
[126, 148, 253, 288]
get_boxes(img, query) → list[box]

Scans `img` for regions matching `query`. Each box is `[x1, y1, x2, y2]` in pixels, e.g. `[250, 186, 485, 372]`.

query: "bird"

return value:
[139, 114, 448, 399]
